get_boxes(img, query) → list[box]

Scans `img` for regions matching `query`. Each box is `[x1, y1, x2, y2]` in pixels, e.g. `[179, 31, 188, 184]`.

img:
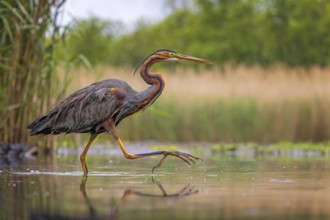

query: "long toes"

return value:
[176, 155, 191, 166]
[187, 154, 202, 161]
[152, 151, 203, 172]
[176, 153, 195, 164]
[188, 154, 203, 163]
[177, 151, 201, 160]
[172, 152, 203, 167]
[180, 152, 202, 164]
[184, 155, 196, 164]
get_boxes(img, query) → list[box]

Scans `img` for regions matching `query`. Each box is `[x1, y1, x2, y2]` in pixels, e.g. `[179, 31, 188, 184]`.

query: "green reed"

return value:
[0, 0, 65, 144]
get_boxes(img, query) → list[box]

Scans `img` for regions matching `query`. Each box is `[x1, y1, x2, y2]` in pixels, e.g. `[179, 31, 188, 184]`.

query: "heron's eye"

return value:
[169, 52, 174, 56]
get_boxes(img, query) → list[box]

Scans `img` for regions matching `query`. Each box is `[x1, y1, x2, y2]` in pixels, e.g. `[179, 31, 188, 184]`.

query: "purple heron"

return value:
[27, 49, 212, 177]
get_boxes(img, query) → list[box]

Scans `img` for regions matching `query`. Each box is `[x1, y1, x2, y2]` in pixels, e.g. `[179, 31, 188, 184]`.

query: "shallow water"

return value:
[0, 145, 330, 219]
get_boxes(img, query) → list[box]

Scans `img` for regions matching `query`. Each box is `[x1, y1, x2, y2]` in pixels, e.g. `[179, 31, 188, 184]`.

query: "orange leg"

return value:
[104, 119, 202, 172]
[80, 133, 98, 178]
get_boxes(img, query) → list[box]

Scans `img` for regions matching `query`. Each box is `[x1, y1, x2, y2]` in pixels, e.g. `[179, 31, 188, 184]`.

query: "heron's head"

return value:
[151, 49, 213, 64]
[134, 49, 212, 75]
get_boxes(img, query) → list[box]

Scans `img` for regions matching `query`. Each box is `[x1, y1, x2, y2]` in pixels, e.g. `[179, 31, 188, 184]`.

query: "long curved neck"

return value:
[138, 56, 165, 108]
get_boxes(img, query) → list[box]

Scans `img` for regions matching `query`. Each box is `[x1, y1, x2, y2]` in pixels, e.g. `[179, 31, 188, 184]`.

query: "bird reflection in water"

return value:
[80, 176, 200, 220]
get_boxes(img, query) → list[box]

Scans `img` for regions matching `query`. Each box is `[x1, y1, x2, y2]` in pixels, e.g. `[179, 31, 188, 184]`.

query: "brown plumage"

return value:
[27, 49, 212, 177]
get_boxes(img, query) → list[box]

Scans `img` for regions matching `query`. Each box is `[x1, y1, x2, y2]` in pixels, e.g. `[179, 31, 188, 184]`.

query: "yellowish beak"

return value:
[173, 53, 213, 64]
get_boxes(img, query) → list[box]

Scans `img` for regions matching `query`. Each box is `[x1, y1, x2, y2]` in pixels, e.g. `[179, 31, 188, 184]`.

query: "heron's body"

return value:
[28, 49, 211, 177]
[28, 78, 162, 135]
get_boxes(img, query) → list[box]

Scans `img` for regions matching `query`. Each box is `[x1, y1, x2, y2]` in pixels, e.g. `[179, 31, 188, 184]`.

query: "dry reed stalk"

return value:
[60, 65, 330, 103]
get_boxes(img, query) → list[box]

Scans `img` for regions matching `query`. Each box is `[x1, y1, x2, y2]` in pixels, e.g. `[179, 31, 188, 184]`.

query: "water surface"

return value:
[0, 145, 329, 219]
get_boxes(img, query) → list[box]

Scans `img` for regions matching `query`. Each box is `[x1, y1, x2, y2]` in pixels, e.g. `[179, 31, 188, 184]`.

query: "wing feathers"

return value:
[27, 81, 129, 135]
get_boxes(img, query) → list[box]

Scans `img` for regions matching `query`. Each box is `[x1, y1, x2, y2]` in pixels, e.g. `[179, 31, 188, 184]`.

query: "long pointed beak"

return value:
[173, 53, 213, 64]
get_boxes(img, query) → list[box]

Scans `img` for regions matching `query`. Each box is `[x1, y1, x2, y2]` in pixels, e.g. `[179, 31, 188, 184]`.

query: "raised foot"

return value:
[152, 151, 203, 173]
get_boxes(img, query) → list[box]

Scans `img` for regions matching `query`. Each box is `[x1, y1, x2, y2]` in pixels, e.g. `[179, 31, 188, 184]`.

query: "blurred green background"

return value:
[1, 0, 330, 147]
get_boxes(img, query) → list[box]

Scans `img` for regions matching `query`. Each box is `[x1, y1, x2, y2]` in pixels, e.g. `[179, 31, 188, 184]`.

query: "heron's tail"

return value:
[27, 115, 53, 135]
